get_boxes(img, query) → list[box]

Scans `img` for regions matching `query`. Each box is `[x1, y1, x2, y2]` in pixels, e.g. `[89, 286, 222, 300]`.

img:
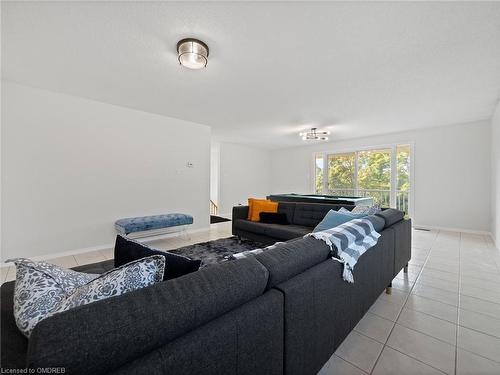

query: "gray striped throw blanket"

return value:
[307, 218, 381, 283]
[232, 242, 285, 260]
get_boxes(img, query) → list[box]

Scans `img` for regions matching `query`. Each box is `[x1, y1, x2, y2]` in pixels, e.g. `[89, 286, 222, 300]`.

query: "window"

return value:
[357, 148, 391, 208]
[315, 154, 324, 194]
[396, 144, 411, 214]
[314, 144, 412, 214]
[327, 153, 355, 195]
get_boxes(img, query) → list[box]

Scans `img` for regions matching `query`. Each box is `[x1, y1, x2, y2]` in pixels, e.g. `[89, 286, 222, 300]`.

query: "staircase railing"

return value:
[210, 200, 218, 216]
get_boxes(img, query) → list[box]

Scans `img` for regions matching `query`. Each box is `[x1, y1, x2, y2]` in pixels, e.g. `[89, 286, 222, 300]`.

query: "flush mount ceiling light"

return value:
[299, 128, 330, 141]
[177, 38, 209, 69]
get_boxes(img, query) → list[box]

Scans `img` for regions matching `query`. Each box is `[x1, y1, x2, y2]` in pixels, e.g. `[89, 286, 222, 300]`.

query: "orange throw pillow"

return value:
[247, 198, 278, 222]
[247, 198, 265, 220]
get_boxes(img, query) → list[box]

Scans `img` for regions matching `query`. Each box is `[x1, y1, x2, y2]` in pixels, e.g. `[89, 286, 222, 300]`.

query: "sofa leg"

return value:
[386, 282, 392, 295]
[237, 236, 242, 244]
[404, 264, 408, 273]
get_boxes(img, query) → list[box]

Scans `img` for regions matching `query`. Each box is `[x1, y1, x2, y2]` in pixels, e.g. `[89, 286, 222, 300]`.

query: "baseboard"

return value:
[491, 233, 499, 250]
[123, 227, 212, 243]
[0, 226, 210, 268]
[413, 224, 491, 236]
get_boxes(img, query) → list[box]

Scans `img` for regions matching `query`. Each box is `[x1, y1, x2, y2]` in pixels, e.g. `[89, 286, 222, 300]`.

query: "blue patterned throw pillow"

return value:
[8, 255, 165, 337]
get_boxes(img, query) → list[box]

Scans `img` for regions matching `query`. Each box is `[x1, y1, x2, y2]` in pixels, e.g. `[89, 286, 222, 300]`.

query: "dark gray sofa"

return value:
[233, 202, 356, 244]
[1, 205, 411, 375]
[1, 257, 284, 374]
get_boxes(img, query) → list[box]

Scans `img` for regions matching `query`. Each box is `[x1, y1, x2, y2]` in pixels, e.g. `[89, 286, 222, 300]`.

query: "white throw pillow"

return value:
[340, 206, 381, 215]
[8, 255, 165, 337]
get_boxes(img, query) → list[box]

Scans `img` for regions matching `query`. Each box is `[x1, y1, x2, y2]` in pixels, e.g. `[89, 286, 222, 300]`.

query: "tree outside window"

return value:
[314, 144, 411, 214]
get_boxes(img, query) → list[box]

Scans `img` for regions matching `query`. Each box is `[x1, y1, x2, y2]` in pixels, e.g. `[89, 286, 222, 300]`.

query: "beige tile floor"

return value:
[2, 223, 500, 374]
[321, 229, 500, 375]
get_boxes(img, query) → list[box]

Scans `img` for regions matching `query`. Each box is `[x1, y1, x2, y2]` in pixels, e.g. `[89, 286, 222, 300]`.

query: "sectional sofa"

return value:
[1, 203, 411, 374]
[232, 201, 358, 244]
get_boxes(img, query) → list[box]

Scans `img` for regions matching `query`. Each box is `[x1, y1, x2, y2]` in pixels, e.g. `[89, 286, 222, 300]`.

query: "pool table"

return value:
[267, 193, 374, 206]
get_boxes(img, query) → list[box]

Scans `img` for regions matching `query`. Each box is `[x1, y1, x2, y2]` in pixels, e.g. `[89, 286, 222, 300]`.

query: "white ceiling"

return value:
[2, 1, 500, 148]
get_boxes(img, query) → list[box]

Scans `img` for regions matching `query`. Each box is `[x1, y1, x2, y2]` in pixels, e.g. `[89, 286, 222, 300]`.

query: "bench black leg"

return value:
[404, 264, 408, 273]
[386, 282, 392, 295]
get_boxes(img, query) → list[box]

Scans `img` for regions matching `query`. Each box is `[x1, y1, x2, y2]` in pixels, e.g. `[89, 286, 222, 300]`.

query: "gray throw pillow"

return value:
[341, 205, 381, 215]
[8, 255, 165, 337]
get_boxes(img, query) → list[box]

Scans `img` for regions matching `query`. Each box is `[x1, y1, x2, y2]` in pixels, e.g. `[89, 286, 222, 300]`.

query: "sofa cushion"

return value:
[259, 212, 289, 225]
[10, 258, 100, 294]
[348, 206, 381, 215]
[235, 219, 310, 241]
[292, 203, 338, 227]
[312, 210, 367, 232]
[235, 219, 273, 234]
[114, 235, 201, 281]
[247, 198, 268, 220]
[277, 202, 296, 224]
[7, 258, 100, 337]
[10, 256, 165, 337]
[248, 199, 278, 221]
[365, 215, 385, 233]
[255, 237, 331, 289]
[375, 208, 405, 228]
[264, 224, 312, 240]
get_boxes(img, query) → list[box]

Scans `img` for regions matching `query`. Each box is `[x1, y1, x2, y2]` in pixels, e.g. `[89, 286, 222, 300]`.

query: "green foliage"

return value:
[316, 146, 410, 212]
[328, 153, 355, 191]
[357, 150, 391, 190]
[315, 165, 323, 193]
[397, 145, 410, 192]
[315, 156, 324, 193]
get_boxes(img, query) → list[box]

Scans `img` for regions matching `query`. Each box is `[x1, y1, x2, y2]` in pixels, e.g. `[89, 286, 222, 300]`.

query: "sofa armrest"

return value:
[232, 206, 249, 236]
[232, 205, 249, 221]
[391, 218, 412, 276]
[376, 208, 405, 228]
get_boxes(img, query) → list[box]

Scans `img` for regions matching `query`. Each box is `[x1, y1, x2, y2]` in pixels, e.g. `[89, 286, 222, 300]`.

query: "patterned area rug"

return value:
[172, 236, 265, 268]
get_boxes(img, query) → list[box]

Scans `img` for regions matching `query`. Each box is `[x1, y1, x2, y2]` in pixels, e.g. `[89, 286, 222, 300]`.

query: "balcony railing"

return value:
[396, 191, 409, 215]
[328, 188, 409, 214]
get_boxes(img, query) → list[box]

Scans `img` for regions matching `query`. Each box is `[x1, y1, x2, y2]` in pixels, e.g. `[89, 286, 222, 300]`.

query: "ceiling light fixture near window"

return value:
[299, 128, 330, 141]
[177, 38, 209, 69]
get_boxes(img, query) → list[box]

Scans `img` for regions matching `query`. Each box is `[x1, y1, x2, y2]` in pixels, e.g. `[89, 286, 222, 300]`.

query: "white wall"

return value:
[491, 101, 500, 247]
[210, 142, 220, 206]
[218, 142, 271, 216]
[271, 121, 491, 233]
[1, 82, 211, 261]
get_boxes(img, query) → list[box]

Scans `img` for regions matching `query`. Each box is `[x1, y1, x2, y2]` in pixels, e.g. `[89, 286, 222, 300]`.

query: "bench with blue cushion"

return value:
[115, 213, 194, 235]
